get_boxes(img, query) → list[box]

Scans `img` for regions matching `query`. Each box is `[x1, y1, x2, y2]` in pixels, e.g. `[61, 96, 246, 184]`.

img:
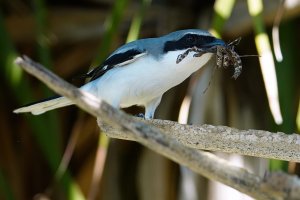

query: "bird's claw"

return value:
[135, 113, 145, 119]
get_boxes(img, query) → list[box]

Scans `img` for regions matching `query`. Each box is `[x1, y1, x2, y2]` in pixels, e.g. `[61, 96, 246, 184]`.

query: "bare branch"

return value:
[14, 56, 300, 200]
[100, 118, 300, 162]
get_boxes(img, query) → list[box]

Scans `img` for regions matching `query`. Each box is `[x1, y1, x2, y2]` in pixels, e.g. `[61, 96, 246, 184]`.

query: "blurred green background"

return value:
[0, 0, 299, 199]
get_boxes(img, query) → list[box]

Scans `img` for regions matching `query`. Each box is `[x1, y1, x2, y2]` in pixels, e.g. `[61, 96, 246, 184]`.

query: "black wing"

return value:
[85, 49, 146, 82]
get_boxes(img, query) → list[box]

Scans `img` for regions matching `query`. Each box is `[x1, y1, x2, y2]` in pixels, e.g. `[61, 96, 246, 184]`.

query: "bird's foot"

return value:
[135, 113, 145, 119]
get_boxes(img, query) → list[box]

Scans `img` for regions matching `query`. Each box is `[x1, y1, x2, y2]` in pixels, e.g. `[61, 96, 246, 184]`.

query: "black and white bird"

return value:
[14, 29, 225, 119]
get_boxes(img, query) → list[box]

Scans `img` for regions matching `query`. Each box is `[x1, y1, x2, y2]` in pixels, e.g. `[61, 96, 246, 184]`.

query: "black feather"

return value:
[163, 34, 224, 52]
[80, 49, 145, 82]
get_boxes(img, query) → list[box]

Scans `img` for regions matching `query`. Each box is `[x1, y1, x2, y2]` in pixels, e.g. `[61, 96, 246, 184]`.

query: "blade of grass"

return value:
[93, 0, 129, 65]
[31, 0, 85, 198]
[247, 0, 283, 125]
[32, 0, 52, 68]
[274, 20, 298, 133]
[87, 133, 109, 200]
[272, 0, 284, 62]
[126, 0, 151, 43]
[247, 0, 286, 171]
[31, 0, 62, 168]
[210, 0, 236, 37]
[0, 12, 24, 94]
[0, 168, 15, 200]
[270, 20, 298, 171]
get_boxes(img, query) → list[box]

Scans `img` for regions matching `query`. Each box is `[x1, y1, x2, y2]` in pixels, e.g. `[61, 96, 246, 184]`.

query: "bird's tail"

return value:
[13, 96, 73, 115]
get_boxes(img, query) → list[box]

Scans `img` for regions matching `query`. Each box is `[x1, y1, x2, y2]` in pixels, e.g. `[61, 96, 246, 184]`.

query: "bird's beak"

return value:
[207, 38, 226, 48]
[197, 38, 226, 55]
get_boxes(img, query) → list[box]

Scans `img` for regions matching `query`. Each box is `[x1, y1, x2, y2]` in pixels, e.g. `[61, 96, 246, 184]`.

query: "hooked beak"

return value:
[205, 38, 226, 48]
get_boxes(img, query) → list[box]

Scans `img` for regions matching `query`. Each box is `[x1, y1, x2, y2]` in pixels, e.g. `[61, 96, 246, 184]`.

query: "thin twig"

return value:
[14, 56, 300, 200]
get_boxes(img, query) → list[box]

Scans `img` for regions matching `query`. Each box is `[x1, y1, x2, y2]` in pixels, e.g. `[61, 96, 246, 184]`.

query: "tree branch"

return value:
[100, 118, 300, 162]
[14, 56, 300, 200]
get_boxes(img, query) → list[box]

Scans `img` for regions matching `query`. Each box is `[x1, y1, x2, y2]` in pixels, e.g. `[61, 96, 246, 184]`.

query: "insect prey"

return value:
[176, 37, 243, 79]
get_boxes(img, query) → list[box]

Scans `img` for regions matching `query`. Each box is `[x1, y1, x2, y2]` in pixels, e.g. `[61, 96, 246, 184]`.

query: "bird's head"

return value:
[162, 29, 225, 53]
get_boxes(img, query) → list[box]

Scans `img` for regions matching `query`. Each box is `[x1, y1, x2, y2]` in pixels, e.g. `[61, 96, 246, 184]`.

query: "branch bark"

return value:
[100, 118, 300, 162]
[14, 56, 300, 200]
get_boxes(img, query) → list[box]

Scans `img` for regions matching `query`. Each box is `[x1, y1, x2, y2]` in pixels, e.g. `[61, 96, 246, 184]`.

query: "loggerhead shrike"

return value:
[14, 29, 226, 119]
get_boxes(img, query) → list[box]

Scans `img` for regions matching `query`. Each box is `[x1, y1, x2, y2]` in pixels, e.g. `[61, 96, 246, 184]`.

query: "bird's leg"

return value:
[135, 113, 145, 119]
[144, 96, 162, 119]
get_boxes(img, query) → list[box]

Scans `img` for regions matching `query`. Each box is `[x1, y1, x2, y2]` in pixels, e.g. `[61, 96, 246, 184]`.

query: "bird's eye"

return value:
[185, 35, 196, 43]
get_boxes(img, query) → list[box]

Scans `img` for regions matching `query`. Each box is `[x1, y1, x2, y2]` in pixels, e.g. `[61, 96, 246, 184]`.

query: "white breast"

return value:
[82, 50, 213, 108]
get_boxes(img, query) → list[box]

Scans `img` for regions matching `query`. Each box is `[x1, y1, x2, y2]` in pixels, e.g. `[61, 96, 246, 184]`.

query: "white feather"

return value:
[115, 52, 147, 67]
[13, 97, 72, 115]
[86, 50, 213, 109]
